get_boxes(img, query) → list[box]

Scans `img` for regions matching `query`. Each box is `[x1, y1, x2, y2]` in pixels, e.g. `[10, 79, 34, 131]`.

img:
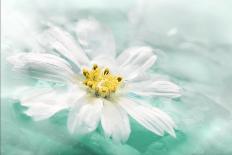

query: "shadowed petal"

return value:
[118, 97, 176, 137]
[8, 53, 76, 83]
[101, 99, 131, 143]
[19, 86, 85, 121]
[116, 46, 157, 80]
[67, 96, 103, 134]
[129, 79, 181, 98]
[45, 26, 90, 68]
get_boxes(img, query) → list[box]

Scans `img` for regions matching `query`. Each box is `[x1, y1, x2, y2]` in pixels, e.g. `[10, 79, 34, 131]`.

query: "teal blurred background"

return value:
[1, 0, 232, 154]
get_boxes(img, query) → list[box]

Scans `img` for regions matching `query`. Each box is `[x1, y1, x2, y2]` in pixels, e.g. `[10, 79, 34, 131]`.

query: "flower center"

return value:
[82, 64, 123, 98]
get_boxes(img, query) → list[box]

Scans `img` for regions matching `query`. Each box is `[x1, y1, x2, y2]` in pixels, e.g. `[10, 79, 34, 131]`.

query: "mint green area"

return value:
[2, 0, 232, 155]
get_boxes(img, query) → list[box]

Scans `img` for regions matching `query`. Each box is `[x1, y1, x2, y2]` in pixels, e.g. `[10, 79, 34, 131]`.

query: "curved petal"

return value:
[128, 79, 181, 98]
[118, 97, 176, 137]
[44, 26, 90, 68]
[19, 86, 84, 121]
[101, 100, 131, 143]
[67, 96, 103, 135]
[76, 18, 116, 59]
[8, 53, 76, 83]
[116, 46, 157, 81]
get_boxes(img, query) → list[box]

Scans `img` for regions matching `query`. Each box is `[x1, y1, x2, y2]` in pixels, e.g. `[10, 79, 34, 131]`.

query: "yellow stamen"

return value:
[117, 77, 122, 82]
[103, 68, 109, 75]
[92, 64, 98, 70]
[83, 69, 89, 77]
[82, 64, 123, 98]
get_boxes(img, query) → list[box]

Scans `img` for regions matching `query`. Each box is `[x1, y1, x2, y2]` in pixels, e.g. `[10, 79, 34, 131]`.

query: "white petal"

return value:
[129, 79, 181, 98]
[101, 100, 131, 143]
[45, 26, 90, 67]
[25, 103, 65, 121]
[19, 86, 84, 121]
[67, 96, 103, 135]
[8, 53, 76, 83]
[116, 46, 157, 80]
[76, 18, 116, 59]
[118, 97, 176, 137]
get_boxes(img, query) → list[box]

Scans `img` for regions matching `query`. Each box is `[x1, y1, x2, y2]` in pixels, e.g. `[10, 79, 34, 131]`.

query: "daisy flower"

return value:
[8, 18, 181, 143]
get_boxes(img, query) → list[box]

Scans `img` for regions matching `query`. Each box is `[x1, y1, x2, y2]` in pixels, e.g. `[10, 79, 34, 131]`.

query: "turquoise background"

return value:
[1, 0, 232, 154]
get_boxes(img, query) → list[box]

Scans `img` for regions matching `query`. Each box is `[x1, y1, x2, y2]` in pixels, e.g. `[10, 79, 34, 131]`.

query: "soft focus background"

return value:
[1, 0, 232, 155]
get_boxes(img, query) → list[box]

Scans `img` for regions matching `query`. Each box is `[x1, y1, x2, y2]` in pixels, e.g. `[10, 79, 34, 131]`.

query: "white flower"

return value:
[8, 18, 181, 143]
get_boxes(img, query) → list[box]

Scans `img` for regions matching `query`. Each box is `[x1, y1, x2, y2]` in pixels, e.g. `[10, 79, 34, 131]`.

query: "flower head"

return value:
[82, 64, 123, 98]
[8, 18, 181, 143]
